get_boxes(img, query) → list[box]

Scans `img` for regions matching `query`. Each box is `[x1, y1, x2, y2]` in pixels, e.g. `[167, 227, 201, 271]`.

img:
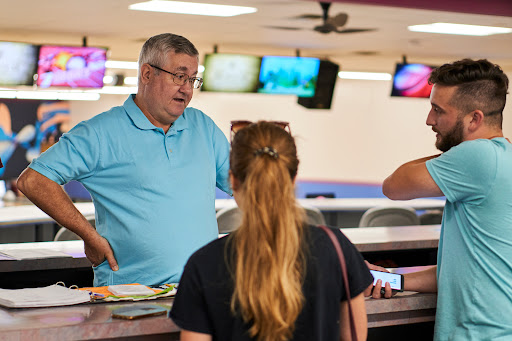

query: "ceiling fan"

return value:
[266, 2, 377, 34]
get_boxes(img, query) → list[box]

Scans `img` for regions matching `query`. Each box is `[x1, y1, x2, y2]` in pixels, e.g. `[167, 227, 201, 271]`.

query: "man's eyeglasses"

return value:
[230, 120, 290, 141]
[148, 64, 203, 89]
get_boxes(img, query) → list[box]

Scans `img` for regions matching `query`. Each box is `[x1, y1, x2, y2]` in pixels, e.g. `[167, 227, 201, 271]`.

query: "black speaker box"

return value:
[298, 60, 339, 109]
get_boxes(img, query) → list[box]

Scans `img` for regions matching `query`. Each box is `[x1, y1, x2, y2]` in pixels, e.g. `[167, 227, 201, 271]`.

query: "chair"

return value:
[216, 204, 327, 234]
[358, 206, 420, 227]
[302, 205, 327, 226]
[216, 206, 242, 234]
[53, 227, 82, 241]
[419, 209, 444, 225]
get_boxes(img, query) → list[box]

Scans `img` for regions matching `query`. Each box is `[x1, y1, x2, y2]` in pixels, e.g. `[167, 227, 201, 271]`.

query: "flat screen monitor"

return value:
[201, 53, 262, 93]
[36, 45, 107, 88]
[257, 56, 320, 97]
[0, 99, 70, 180]
[0, 41, 39, 86]
[391, 63, 436, 98]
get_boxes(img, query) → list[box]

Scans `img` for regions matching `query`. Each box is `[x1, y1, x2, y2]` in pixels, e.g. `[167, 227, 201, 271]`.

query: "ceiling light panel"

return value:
[129, 1, 257, 17]
[408, 23, 512, 36]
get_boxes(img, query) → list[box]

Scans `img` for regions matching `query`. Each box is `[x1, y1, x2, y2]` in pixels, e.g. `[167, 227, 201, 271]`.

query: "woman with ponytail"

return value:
[171, 121, 372, 341]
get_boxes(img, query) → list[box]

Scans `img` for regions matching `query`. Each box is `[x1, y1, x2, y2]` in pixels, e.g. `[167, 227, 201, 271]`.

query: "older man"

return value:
[18, 33, 231, 286]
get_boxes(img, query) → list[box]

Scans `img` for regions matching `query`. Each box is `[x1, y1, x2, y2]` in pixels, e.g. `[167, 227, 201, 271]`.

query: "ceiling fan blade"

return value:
[328, 13, 348, 28]
[314, 23, 337, 34]
[335, 28, 377, 34]
[264, 25, 305, 31]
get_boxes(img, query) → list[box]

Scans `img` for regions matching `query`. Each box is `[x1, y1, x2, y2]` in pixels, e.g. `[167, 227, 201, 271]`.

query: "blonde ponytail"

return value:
[228, 121, 306, 341]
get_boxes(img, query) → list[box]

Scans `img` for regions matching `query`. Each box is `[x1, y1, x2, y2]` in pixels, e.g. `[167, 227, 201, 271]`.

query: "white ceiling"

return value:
[1, 0, 511, 75]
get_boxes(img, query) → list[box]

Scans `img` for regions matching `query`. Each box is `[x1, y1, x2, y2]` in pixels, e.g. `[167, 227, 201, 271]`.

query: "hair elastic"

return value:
[254, 146, 279, 159]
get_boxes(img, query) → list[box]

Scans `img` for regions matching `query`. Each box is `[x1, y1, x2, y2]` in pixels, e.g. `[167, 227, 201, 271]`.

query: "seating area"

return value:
[358, 206, 421, 227]
[216, 204, 326, 234]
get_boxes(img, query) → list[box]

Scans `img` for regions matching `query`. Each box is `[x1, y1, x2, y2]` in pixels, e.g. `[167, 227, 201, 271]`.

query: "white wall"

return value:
[70, 73, 512, 185]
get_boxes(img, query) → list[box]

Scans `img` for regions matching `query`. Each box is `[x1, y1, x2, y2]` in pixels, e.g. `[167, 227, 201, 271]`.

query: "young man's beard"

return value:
[436, 119, 465, 152]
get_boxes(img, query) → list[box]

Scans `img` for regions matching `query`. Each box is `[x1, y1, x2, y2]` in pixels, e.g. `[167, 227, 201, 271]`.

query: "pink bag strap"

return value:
[317, 225, 357, 341]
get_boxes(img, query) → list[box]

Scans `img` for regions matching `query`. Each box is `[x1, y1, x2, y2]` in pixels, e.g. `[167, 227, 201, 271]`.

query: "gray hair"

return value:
[138, 33, 199, 81]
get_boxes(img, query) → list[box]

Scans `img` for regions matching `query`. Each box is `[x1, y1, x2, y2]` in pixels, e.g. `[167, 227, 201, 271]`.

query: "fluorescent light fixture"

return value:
[105, 60, 139, 70]
[57, 92, 101, 101]
[129, 1, 257, 17]
[0, 90, 100, 101]
[0, 91, 17, 99]
[123, 77, 138, 86]
[90, 86, 138, 95]
[408, 23, 512, 36]
[338, 71, 392, 81]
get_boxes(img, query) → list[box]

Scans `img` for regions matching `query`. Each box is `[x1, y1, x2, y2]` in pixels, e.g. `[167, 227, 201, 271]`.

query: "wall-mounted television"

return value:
[391, 63, 436, 98]
[257, 56, 320, 97]
[0, 99, 70, 180]
[0, 41, 39, 86]
[201, 53, 262, 93]
[36, 45, 107, 88]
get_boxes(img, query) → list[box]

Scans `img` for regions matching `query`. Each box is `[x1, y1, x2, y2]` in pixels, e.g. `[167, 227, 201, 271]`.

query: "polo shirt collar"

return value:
[123, 94, 189, 133]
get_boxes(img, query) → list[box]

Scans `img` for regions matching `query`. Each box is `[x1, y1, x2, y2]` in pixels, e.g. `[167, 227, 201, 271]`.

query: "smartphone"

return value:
[370, 270, 404, 292]
[111, 305, 168, 320]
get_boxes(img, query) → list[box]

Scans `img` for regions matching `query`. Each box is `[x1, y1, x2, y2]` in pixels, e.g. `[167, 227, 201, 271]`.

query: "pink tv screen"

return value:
[391, 63, 436, 98]
[36, 45, 107, 88]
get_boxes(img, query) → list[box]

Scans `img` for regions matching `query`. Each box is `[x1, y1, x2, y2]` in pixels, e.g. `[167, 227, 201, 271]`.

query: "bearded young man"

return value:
[378, 59, 512, 340]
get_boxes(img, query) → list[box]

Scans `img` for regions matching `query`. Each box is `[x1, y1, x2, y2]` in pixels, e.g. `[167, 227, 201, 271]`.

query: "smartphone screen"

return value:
[370, 270, 404, 291]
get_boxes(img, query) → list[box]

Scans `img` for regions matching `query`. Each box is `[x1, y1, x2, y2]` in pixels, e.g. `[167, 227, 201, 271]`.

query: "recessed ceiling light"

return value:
[338, 71, 392, 81]
[408, 23, 512, 36]
[129, 1, 257, 17]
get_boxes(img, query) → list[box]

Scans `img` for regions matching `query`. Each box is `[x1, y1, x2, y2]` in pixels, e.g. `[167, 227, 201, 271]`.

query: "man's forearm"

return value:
[382, 154, 443, 200]
[404, 265, 437, 293]
[17, 168, 97, 242]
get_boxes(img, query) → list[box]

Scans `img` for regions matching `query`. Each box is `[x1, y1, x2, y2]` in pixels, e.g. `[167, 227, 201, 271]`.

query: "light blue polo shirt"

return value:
[426, 138, 512, 341]
[30, 95, 231, 286]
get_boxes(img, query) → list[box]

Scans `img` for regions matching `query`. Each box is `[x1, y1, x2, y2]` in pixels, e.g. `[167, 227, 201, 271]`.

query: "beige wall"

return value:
[70, 73, 512, 185]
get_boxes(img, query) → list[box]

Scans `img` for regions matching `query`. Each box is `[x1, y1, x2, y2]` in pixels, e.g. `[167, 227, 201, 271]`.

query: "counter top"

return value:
[0, 225, 441, 272]
[215, 198, 445, 212]
[0, 298, 178, 340]
[0, 290, 437, 340]
[342, 225, 441, 252]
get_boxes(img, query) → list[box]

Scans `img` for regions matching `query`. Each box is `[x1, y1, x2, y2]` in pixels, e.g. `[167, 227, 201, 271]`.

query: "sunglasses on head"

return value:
[230, 120, 291, 141]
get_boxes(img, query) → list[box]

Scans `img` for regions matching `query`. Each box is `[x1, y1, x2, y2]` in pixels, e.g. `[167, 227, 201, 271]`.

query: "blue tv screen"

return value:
[257, 56, 320, 97]
[391, 63, 436, 98]
[201, 53, 262, 93]
[0, 41, 39, 86]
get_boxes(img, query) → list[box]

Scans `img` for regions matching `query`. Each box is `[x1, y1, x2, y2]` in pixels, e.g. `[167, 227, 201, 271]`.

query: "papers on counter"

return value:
[0, 248, 72, 260]
[0, 285, 91, 308]
[108, 284, 156, 296]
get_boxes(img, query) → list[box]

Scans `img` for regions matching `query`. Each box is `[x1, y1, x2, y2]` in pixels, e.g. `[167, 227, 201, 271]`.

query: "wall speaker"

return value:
[298, 60, 339, 109]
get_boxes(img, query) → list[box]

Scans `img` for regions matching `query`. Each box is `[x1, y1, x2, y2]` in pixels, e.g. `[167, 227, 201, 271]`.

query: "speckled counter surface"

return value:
[0, 298, 179, 341]
[0, 294, 436, 340]
[366, 291, 436, 328]
[0, 275, 437, 340]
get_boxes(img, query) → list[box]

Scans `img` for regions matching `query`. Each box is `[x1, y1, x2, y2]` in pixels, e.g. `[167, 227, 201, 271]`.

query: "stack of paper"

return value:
[108, 284, 156, 296]
[0, 285, 91, 308]
[0, 249, 72, 260]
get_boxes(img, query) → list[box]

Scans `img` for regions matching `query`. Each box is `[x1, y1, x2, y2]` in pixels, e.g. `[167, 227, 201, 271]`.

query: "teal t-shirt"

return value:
[426, 138, 512, 341]
[30, 95, 231, 286]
